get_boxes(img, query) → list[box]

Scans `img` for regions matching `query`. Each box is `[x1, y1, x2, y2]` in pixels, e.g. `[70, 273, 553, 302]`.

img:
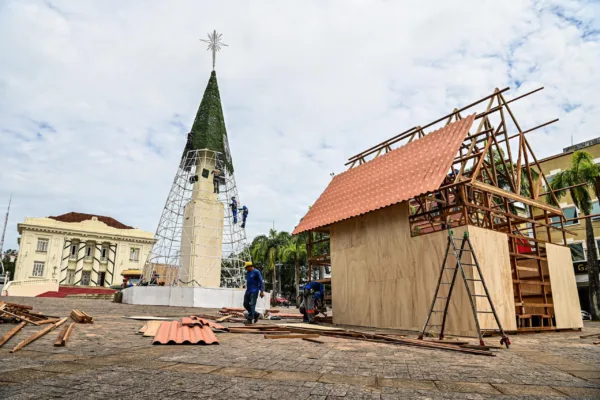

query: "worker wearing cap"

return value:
[243, 261, 264, 325]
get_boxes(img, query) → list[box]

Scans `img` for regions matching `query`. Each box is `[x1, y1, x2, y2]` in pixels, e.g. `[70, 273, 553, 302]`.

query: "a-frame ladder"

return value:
[418, 230, 511, 348]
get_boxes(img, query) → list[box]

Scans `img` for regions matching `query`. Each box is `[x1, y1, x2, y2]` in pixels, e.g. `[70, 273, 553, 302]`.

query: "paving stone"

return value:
[264, 370, 322, 382]
[434, 380, 501, 395]
[0, 368, 62, 383]
[378, 378, 436, 391]
[319, 373, 377, 386]
[492, 383, 565, 397]
[552, 385, 600, 398]
[213, 366, 270, 378]
[163, 363, 220, 374]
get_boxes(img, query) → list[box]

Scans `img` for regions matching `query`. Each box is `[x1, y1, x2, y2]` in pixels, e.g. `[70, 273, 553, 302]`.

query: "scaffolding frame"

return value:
[142, 148, 249, 288]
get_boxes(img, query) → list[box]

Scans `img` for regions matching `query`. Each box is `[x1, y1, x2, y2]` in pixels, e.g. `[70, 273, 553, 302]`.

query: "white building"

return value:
[12, 212, 154, 289]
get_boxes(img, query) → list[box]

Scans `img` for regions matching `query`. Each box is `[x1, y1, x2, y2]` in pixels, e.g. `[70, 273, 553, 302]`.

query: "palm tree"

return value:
[280, 233, 307, 299]
[250, 229, 291, 301]
[548, 151, 600, 319]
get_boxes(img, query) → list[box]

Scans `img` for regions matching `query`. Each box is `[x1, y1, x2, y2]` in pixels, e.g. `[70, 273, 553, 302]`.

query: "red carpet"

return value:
[37, 286, 116, 298]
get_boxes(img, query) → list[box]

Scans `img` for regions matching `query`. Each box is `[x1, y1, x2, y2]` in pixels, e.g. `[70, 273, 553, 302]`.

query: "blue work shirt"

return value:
[245, 269, 265, 293]
[303, 281, 324, 300]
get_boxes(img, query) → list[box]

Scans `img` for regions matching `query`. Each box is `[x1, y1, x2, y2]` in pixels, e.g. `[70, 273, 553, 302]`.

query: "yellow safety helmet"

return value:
[244, 261, 254, 268]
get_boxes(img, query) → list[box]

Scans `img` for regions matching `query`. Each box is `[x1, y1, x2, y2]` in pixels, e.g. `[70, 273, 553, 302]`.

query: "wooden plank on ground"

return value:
[229, 328, 291, 334]
[0, 309, 41, 325]
[302, 338, 324, 344]
[277, 323, 343, 331]
[11, 317, 68, 353]
[54, 322, 75, 347]
[142, 321, 164, 337]
[0, 322, 26, 347]
[264, 334, 320, 339]
[37, 318, 60, 325]
[580, 333, 600, 339]
[216, 315, 233, 323]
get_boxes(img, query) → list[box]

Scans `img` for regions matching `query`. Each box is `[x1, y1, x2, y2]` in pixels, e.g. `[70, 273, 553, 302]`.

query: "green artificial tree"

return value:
[184, 71, 234, 173]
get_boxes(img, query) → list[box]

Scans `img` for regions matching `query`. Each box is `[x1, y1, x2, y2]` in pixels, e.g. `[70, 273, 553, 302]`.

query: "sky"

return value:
[0, 0, 599, 251]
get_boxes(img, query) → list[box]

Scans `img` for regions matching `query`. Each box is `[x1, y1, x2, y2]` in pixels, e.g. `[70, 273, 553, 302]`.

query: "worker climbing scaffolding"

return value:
[231, 197, 238, 224]
[211, 168, 221, 194]
[240, 205, 248, 228]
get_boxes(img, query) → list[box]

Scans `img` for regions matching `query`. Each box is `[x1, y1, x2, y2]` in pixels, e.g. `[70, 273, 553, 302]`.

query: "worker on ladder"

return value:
[299, 281, 326, 323]
[240, 205, 248, 228]
[231, 197, 238, 224]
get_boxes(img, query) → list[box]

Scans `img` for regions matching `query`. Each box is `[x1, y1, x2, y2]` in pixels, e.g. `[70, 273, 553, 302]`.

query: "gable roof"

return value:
[292, 114, 476, 234]
[48, 212, 134, 230]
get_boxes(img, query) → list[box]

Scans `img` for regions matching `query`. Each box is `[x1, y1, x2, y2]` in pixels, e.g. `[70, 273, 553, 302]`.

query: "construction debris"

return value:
[70, 309, 93, 324]
[0, 302, 56, 325]
[54, 322, 75, 347]
[11, 317, 69, 353]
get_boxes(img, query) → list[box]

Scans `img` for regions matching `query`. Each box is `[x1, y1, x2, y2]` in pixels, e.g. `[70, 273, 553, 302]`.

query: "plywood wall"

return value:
[331, 202, 516, 336]
[546, 243, 583, 329]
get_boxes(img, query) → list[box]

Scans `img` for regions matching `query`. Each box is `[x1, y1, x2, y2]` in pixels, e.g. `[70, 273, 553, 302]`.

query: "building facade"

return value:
[14, 212, 155, 287]
[535, 137, 600, 313]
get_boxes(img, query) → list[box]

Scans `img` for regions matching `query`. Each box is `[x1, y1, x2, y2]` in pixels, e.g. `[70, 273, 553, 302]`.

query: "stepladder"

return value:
[418, 230, 511, 348]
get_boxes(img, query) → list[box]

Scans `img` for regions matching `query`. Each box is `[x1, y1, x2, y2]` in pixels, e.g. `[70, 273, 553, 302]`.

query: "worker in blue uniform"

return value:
[240, 205, 249, 228]
[231, 197, 238, 224]
[243, 261, 264, 325]
[299, 281, 326, 323]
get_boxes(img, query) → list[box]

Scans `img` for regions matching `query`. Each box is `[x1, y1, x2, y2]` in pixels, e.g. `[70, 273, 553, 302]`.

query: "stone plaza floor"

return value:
[0, 296, 599, 399]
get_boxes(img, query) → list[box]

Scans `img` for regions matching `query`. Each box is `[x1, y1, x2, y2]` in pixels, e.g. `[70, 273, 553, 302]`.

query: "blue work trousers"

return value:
[232, 209, 238, 224]
[243, 291, 259, 321]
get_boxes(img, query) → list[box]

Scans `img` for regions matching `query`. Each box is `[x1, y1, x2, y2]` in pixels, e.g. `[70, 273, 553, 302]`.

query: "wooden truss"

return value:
[325, 87, 570, 331]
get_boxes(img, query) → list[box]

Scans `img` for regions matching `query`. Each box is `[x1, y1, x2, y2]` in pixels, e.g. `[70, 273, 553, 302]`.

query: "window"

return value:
[81, 271, 91, 286]
[70, 243, 78, 260]
[85, 245, 93, 260]
[100, 245, 109, 262]
[130, 247, 140, 262]
[66, 270, 75, 285]
[32, 261, 45, 277]
[98, 272, 106, 286]
[564, 207, 578, 225]
[592, 202, 600, 221]
[36, 238, 49, 252]
[569, 243, 585, 262]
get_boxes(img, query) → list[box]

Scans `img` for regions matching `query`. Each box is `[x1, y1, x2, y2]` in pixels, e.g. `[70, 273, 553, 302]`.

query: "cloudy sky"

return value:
[0, 0, 599, 250]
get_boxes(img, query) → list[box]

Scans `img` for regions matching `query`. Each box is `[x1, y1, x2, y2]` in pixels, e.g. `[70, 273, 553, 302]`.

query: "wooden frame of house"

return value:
[293, 87, 583, 336]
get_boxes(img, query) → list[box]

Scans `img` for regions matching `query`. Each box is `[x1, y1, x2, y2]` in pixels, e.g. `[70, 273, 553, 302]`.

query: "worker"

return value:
[240, 205, 249, 228]
[231, 197, 238, 224]
[211, 169, 221, 194]
[243, 261, 264, 325]
[150, 271, 159, 285]
[299, 281, 326, 323]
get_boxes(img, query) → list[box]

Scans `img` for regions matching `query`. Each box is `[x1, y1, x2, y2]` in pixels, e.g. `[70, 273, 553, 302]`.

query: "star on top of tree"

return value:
[200, 30, 228, 71]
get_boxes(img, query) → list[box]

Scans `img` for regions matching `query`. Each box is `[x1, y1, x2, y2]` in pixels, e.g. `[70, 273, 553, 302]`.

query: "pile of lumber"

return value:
[0, 301, 59, 325]
[0, 303, 91, 352]
[226, 323, 496, 356]
[70, 309, 93, 323]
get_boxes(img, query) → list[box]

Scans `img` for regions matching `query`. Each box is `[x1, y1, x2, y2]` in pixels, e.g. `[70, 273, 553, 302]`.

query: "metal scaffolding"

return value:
[142, 148, 249, 288]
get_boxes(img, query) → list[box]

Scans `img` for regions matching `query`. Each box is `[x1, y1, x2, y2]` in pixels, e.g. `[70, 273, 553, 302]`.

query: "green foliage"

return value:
[185, 71, 233, 172]
[547, 151, 600, 214]
[1, 249, 17, 279]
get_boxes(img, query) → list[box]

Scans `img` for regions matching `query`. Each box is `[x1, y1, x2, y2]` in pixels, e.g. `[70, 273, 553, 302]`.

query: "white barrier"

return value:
[121, 285, 272, 312]
[2, 278, 59, 297]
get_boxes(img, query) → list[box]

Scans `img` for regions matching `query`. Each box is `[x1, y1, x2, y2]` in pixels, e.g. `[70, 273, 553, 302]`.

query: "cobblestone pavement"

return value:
[1, 297, 599, 399]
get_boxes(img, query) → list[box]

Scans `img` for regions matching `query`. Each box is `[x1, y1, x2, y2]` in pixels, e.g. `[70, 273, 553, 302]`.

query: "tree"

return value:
[280, 233, 307, 300]
[548, 151, 600, 319]
[250, 229, 291, 302]
[1, 249, 17, 281]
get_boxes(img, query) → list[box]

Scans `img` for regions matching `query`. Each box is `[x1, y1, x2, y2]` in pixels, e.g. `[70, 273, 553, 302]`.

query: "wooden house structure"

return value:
[293, 87, 583, 336]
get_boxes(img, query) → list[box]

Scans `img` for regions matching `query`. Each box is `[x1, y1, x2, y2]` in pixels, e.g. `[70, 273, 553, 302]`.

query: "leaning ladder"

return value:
[418, 230, 511, 348]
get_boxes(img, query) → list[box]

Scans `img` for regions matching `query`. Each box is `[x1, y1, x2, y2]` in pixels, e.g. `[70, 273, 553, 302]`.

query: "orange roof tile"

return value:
[183, 316, 225, 330]
[152, 321, 219, 345]
[293, 115, 475, 234]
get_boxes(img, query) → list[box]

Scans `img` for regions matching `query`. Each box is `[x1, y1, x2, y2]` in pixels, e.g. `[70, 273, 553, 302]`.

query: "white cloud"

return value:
[0, 0, 599, 250]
